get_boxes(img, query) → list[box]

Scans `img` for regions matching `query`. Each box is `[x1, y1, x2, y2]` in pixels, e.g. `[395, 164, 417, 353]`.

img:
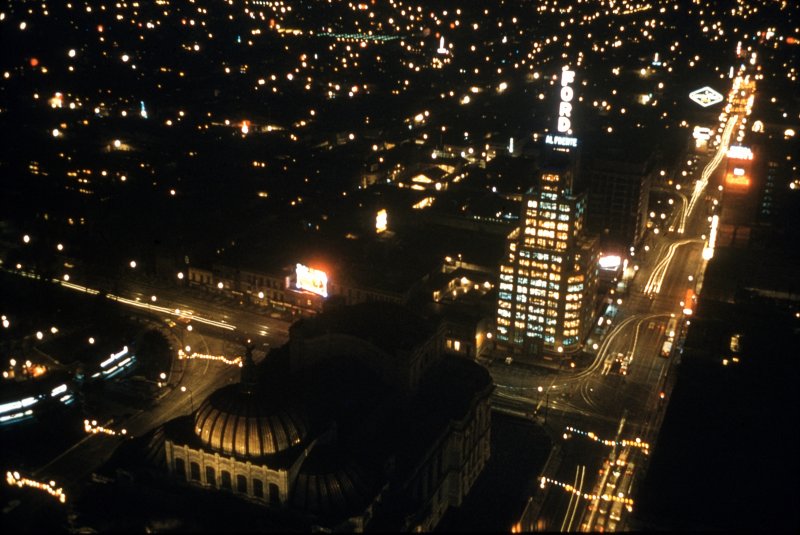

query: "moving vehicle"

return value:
[682, 288, 696, 315]
[665, 317, 678, 339]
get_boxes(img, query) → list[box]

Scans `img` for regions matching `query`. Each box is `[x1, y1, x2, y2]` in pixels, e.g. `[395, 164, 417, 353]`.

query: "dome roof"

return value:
[290, 447, 381, 522]
[194, 384, 307, 458]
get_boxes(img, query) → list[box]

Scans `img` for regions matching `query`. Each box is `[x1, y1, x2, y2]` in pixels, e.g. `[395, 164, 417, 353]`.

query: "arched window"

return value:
[174, 458, 186, 480]
[253, 478, 264, 498]
[205, 466, 216, 487]
[221, 470, 232, 490]
[190, 462, 201, 481]
[237, 474, 247, 494]
[269, 483, 280, 505]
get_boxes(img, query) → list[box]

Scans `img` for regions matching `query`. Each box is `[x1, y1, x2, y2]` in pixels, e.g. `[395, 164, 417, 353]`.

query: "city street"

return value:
[492, 69, 753, 531]
[0, 272, 294, 523]
[0, 0, 793, 531]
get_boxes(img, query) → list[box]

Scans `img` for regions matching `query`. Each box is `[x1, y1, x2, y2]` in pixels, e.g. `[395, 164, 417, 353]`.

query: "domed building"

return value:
[160, 302, 493, 532]
[193, 385, 307, 458]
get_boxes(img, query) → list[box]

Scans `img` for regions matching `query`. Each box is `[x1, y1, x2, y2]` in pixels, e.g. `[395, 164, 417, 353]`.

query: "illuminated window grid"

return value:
[497, 172, 594, 352]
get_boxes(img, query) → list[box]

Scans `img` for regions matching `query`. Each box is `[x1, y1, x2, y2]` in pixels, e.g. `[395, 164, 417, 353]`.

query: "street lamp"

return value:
[537, 386, 550, 424]
[180, 386, 195, 413]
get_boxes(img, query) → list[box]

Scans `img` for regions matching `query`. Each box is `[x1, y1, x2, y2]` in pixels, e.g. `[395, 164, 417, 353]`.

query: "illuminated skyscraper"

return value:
[495, 156, 598, 357]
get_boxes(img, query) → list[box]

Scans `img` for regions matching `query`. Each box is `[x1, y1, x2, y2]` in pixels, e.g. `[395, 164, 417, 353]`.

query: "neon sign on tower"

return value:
[546, 67, 579, 148]
[557, 68, 576, 133]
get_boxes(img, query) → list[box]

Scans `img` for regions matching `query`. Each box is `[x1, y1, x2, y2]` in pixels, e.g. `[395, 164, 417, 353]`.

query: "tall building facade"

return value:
[583, 148, 653, 251]
[496, 159, 598, 357]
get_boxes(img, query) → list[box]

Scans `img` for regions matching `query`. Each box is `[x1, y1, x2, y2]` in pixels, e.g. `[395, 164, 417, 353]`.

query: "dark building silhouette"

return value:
[581, 146, 654, 252]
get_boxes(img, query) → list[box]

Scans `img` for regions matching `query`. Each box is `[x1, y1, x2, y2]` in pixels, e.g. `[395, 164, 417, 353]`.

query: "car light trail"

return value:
[666, 189, 689, 234]
[643, 238, 702, 295]
[592, 315, 641, 377]
[560, 465, 586, 533]
[703, 214, 719, 260]
[39, 274, 237, 331]
[107, 294, 235, 331]
[679, 114, 738, 234]
[58, 280, 100, 295]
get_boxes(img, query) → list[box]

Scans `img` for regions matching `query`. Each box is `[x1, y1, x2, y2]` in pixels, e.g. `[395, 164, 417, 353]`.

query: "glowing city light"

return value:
[84, 419, 127, 436]
[703, 215, 719, 260]
[375, 209, 388, 233]
[539, 475, 635, 506]
[557, 67, 577, 134]
[598, 255, 622, 270]
[177, 349, 242, 367]
[689, 86, 724, 107]
[6, 471, 66, 504]
[295, 264, 328, 298]
[564, 426, 650, 452]
[726, 145, 753, 160]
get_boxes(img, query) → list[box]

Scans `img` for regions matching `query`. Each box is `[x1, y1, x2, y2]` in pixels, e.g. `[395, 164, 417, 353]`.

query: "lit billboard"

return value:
[295, 263, 328, 298]
[726, 145, 753, 160]
[375, 209, 388, 233]
[556, 67, 576, 134]
[725, 173, 750, 188]
[598, 254, 622, 271]
[692, 126, 713, 141]
[545, 134, 578, 148]
[689, 86, 724, 107]
[725, 166, 750, 188]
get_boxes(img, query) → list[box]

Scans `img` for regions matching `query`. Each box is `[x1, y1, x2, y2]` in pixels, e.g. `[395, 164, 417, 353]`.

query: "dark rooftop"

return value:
[291, 301, 434, 354]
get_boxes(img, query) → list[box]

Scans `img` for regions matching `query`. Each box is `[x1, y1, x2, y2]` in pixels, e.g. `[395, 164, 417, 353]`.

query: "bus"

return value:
[661, 317, 679, 358]
[682, 288, 696, 316]
[660, 339, 673, 358]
